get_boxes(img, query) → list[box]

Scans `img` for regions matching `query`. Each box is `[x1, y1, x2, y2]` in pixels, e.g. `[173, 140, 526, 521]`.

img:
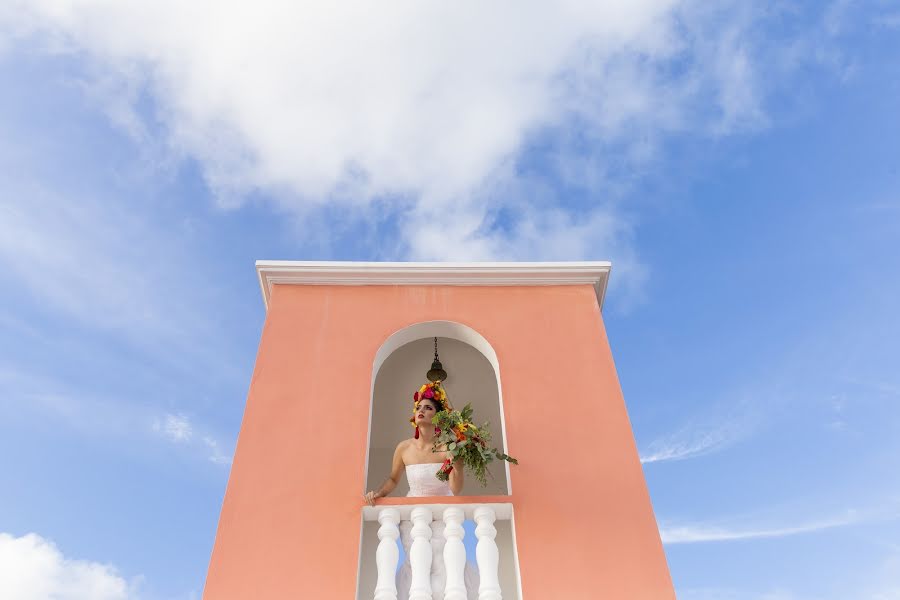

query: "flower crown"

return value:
[410, 382, 450, 430]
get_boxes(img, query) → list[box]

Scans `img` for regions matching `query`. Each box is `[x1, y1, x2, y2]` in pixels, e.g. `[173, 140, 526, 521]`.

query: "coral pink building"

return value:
[203, 261, 674, 599]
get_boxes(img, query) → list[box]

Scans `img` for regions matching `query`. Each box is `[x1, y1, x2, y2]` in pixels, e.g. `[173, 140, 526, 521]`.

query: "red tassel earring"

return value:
[413, 390, 420, 439]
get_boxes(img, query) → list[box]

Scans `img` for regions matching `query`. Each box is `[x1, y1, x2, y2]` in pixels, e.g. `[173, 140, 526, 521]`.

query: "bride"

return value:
[364, 383, 479, 600]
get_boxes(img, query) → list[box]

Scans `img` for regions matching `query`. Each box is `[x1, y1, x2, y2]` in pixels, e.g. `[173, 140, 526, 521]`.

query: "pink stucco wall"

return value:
[203, 284, 674, 599]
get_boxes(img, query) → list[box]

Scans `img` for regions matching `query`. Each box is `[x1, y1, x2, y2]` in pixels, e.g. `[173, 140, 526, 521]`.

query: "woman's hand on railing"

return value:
[364, 490, 383, 506]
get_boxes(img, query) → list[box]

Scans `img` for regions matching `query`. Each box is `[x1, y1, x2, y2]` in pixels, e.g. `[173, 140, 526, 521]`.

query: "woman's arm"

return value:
[448, 454, 464, 495]
[364, 442, 406, 506]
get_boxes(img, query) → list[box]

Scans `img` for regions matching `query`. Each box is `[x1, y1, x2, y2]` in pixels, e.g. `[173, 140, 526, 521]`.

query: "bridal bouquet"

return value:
[431, 403, 517, 486]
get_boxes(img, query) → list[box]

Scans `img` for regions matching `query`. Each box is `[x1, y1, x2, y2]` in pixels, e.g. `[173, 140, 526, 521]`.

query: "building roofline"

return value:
[255, 260, 612, 311]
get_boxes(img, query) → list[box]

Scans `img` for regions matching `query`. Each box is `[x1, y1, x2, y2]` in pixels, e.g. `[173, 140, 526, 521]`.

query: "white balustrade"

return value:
[474, 507, 501, 600]
[362, 503, 515, 600]
[374, 508, 401, 600]
[408, 507, 434, 600]
[442, 507, 467, 600]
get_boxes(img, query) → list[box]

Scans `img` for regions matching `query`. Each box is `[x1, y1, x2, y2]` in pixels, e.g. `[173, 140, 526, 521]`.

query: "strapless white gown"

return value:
[397, 464, 479, 600]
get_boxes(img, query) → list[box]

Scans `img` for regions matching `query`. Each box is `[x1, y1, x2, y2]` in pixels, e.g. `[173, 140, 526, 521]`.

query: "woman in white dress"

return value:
[364, 387, 479, 600]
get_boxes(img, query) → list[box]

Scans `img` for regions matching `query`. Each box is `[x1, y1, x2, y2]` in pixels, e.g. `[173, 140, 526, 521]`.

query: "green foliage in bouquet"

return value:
[430, 403, 518, 486]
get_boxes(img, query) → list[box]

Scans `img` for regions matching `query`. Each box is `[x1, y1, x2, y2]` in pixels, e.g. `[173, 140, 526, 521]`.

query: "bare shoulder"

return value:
[394, 439, 413, 465]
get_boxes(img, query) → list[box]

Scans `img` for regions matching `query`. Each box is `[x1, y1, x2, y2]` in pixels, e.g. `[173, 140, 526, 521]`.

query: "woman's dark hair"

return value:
[416, 397, 442, 412]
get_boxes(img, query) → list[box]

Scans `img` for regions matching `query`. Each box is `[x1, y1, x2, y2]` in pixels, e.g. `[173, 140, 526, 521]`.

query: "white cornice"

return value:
[255, 261, 612, 311]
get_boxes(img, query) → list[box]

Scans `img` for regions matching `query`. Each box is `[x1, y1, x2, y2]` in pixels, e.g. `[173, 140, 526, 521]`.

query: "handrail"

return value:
[362, 500, 513, 522]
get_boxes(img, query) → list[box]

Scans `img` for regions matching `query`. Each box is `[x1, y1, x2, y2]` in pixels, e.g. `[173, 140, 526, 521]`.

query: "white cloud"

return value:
[0, 532, 137, 600]
[148, 413, 232, 465]
[660, 510, 860, 544]
[202, 436, 232, 466]
[150, 413, 233, 465]
[0, 0, 789, 284]
[154, 413, 193, 443]
[149, 412, 232, 465]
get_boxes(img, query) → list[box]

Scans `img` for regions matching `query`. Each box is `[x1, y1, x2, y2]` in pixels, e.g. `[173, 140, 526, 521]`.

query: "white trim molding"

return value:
[256, 261, 612, 311]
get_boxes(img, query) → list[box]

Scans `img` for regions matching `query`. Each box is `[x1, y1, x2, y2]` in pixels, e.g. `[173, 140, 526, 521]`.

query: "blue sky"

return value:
[1, 1, 899, 598]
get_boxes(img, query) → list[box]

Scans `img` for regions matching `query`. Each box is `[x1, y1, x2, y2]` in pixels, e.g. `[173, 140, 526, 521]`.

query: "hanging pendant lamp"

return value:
[426, 337, 448, 382]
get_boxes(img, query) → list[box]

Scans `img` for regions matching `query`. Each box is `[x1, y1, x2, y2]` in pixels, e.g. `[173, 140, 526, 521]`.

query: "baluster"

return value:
[442, 507, 467, 600]
[374, 508, 401, 600]
[474, 506, 501, 600]
[409, 506, 434, 600]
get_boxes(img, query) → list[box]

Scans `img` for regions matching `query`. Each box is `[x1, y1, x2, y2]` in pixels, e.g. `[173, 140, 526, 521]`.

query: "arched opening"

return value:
[364, 320, 511, 497]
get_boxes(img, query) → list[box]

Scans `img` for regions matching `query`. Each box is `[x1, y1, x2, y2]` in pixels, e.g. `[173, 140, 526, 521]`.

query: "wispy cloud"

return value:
[151, 413, 232, 465]
[0, 119, 246, 469]
[662, 496, 900, 547]
[660, 510, 861, 544]
[153, 413, 193, 443]
[147, 412, 234, 467]
[0, 98, 249, 380]
[678, 589, 799, 600]
[640, 406, 755, 464]
[0, 365, 232, 467]
[681, 585, 900, 600]
[202, 436, 232, 466]
[640, 424, 738, 464]
[0, 176, 217, 357]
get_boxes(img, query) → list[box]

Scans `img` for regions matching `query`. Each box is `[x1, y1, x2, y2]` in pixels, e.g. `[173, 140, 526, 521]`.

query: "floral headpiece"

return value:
[410, 382, 450, 438]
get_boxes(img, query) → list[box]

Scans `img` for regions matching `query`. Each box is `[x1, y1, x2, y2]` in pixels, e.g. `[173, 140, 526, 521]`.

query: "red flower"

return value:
[423, 389, 434, 399]
[413, 391, 419, 401]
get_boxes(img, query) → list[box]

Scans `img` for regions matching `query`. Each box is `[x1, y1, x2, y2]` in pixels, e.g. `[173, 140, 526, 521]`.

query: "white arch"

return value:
[363, 320, 511, 495]
[373, 320, 500, 380]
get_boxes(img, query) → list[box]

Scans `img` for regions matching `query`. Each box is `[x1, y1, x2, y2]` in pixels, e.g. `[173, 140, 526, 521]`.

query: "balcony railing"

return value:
[361, 502, 515, 600]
